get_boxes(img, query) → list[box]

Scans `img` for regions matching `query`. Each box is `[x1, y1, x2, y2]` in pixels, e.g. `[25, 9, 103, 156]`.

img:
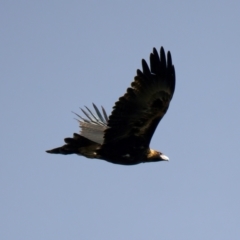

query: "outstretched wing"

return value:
[103, 47, 175, 147]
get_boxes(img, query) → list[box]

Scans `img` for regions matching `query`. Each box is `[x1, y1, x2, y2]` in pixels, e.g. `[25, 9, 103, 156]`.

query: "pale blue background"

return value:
[1, 1, 240, 239]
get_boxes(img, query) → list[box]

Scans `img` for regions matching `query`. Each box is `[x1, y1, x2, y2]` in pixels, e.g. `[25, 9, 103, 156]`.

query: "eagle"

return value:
[46, 47, 175, 165]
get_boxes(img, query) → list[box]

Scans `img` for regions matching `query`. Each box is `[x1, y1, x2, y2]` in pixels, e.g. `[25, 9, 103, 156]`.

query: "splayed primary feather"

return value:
[74, 103, 108, 144]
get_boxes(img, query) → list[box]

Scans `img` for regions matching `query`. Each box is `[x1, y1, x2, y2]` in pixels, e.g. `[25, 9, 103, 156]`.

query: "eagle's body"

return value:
[46, 47, 175, 165]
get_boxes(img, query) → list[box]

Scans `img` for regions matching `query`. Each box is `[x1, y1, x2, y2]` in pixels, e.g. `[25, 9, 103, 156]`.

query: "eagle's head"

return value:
[147, 149, 169, 162]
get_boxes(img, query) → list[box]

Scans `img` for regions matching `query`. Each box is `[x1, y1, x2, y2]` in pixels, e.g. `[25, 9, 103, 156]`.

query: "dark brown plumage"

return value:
[46, 47, 175, 165]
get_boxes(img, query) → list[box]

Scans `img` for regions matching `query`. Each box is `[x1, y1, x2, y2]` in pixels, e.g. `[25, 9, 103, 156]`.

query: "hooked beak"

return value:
[160, 153, 169, 161]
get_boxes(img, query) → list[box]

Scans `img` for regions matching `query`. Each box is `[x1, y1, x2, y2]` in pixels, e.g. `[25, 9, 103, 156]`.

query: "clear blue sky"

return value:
[1, 1, 240, 239]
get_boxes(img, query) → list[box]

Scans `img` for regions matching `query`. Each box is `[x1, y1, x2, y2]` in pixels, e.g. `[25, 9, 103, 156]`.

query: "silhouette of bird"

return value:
[46, 47, 175, 165]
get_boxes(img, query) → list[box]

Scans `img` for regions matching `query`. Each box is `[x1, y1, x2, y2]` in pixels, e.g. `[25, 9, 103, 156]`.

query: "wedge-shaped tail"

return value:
[46, 133, 101, 158]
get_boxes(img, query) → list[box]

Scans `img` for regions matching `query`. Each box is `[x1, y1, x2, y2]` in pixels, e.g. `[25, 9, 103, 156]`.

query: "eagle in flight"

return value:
[46, 47, 175, 165]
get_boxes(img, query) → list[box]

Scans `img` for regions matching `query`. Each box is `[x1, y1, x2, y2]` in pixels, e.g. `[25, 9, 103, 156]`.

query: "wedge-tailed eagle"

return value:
[46, 47, 175, 165]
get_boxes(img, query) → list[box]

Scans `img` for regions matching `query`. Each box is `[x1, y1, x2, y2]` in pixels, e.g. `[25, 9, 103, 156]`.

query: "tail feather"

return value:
[46, 133, 97, 155]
